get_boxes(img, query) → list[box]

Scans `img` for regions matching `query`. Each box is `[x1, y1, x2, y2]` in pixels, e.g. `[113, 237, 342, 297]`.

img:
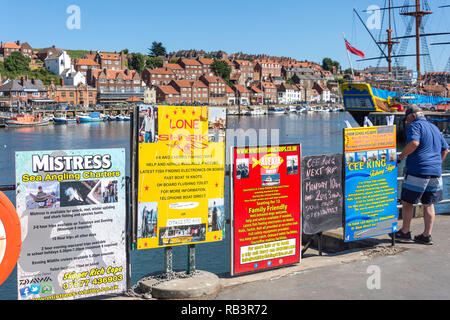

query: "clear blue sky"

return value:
[1, 0, 449, 71]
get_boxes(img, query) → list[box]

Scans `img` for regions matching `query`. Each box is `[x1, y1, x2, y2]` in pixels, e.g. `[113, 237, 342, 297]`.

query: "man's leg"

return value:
[400, 200, 414, 233]
[422, 204, 435, 237]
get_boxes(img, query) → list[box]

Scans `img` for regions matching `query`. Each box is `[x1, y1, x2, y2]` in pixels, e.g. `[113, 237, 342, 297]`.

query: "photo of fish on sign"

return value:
[25, 182, 60, 210]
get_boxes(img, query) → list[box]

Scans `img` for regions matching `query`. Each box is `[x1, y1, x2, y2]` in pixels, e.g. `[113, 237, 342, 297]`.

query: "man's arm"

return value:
[442, 149, 448, 162]
[398, 140, 420, 161]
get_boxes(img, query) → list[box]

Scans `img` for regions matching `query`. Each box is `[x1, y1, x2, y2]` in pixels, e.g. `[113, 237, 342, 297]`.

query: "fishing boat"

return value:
[285, 105, 297, 113]
[117, 114, 131, 121]
[53, 116, 76, 124]
[341, 1, 450, 126]
[250, 106, 265, 115]
[239, 108, 251, 115]
[267, 106, 285, 114]
[6, 113, 51, 127]
[76, 112, 104, 123]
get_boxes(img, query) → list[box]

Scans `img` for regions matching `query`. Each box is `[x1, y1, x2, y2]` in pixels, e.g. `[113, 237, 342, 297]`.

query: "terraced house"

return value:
[94, 51, 127, 70]
[0, 77, 49, 109]
[88, 68, 145, 104]
[0, 41, 32, 58]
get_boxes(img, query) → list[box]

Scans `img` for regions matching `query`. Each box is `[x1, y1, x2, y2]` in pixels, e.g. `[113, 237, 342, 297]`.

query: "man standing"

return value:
[394, 105, 449, 245]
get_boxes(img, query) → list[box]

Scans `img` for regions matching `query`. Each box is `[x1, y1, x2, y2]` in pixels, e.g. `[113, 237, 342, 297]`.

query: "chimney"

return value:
[20, 76, 25, 86]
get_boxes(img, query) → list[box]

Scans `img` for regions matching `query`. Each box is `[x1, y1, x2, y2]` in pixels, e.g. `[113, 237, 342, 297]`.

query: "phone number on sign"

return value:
[62, 274, 123, 290]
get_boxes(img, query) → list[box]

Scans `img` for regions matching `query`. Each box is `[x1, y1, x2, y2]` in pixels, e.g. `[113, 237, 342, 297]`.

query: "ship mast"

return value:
[400, 0, 432, 86]
[377, 0, 398, 78]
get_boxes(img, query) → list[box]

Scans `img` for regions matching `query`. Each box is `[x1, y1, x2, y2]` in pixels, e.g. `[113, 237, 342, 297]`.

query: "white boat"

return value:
[296, 105, 308, 113]
[285, 105, 297, 113]
[268, 107, 285, 114]
[239, 109, 250, 115]
[227, 109, 239, 115]
[250, 107, 265, 115]
[53, 116, 76, 124]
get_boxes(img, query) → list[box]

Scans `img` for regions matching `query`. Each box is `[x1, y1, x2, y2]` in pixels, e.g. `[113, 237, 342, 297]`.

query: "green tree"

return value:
[128, 53, 146, 73]
[210, 60, 231, 80]
[4, 51, 30, 74]
[145, 56, 163, 69]
[169, 59, 178, 64]
[120, 49, 129, 54]
[322, 57, 341, 72]
[286, 78, 295, 85]
[148, 41, 167, 57]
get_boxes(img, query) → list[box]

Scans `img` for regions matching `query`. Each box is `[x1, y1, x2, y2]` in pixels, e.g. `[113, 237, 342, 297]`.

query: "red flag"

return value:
[345, 39, 365, 58]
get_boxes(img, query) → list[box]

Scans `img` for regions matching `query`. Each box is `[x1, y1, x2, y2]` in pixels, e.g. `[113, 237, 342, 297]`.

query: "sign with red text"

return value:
[230, 144, 301, 276]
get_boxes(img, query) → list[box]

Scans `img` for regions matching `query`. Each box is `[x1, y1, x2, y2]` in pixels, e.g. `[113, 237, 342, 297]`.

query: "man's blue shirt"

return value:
[405, 117, 449, 176]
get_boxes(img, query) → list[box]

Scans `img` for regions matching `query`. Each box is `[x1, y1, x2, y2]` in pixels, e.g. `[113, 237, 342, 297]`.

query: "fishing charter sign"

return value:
[15, 148, 127, 300]
[137, 105, 226, 249]
[343, 125, 398, 242]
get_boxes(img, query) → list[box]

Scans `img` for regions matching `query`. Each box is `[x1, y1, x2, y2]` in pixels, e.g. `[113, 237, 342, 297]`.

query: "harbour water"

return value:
[1, 112, 450, 300]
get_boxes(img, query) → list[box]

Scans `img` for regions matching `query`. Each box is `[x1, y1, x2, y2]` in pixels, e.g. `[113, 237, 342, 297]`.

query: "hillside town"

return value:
[0, 40, 449, 111]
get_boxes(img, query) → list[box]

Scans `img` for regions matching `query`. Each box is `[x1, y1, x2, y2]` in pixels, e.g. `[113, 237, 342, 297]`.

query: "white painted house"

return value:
[277, 83, 303, 104]
[45, 50, 73, 76]
[62, 69, 86, 86]
[45, 50, 86, 86]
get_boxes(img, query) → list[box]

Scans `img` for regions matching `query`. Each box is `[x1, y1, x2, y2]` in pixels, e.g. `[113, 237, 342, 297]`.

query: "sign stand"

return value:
[164, 247, 173, 274]
[301, 232, 323, 258]
[187, 244, 196, 274]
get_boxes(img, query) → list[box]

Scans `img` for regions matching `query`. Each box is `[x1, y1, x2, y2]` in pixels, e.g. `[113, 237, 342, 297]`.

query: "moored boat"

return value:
[6, 113, 51, 127]
[267, 106, 285, 114]
[53, 116, 76, 124]
[77, 112, 104, 123]
[285, 105, 297, 113]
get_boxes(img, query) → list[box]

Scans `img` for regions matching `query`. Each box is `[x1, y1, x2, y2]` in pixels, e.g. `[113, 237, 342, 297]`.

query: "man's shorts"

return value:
[401, 174, 443, 205]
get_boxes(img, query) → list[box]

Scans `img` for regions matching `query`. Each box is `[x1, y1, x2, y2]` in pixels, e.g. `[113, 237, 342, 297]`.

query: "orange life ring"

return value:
[0, 191, 21, 286]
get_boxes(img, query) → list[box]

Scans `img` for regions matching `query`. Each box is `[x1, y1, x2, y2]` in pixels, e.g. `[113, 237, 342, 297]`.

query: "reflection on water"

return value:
[1, 112, 449, 299]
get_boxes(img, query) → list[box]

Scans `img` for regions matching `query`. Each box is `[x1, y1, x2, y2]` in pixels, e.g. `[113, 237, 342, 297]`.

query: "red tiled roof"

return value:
[158, 85, 180, 95]
[146, 67, 174, 75]
[74, 58, 100, 66]
[198, 58, 214, 65]
[225, 85, 234, 93]
[233, 85, 249, 93]
[180, 58, 201, 66]
[98, 52, 120, 60]
[92, 69, 139, 81]
[262, 82, 276, 89]
[1, 42, 20, 49]
[165, 63, 184, 70]
[250, 86, 262, 93]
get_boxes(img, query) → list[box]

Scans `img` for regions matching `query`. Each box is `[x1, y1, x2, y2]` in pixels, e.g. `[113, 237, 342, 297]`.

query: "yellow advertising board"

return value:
[137, 105, 226, 249]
